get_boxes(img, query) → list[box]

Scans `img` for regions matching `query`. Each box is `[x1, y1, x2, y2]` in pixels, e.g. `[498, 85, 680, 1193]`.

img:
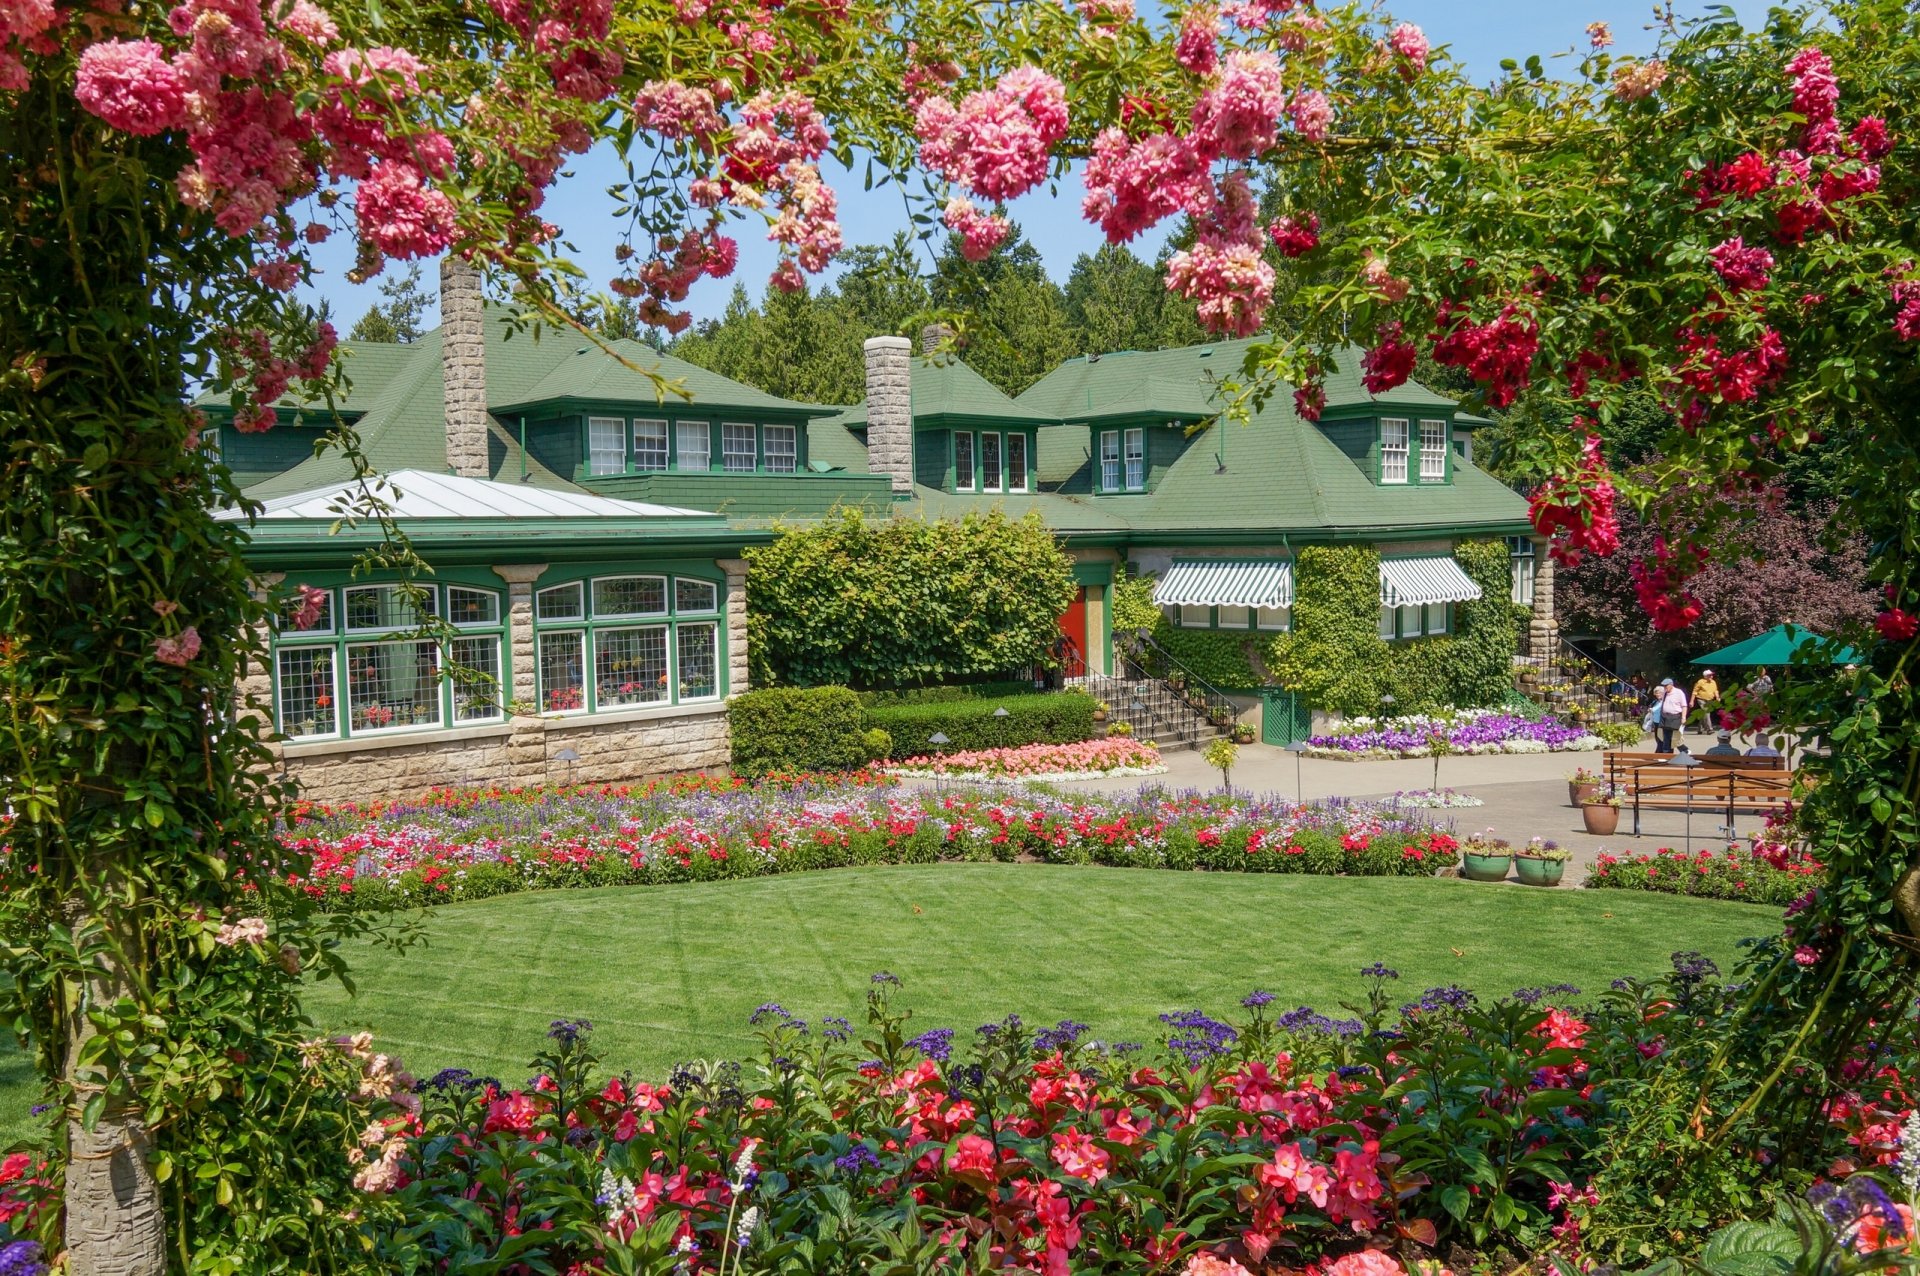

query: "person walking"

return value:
[1748, 667, 1774, 699]
[1655, 677, 1688, 752]
[1690, 667, 1722, 735]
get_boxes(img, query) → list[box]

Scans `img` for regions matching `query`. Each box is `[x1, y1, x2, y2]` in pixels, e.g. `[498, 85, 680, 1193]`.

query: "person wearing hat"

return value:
[1690, 668, 1722, 735]
[1655, 677, 1688, 752]
[1703, 728, 1743, 757]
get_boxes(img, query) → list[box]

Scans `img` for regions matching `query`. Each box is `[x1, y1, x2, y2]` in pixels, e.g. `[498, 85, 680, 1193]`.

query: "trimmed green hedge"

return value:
[864, 690, 1097, 759]
[729, 687, 870, 777]
[860, 681, 1038, 707]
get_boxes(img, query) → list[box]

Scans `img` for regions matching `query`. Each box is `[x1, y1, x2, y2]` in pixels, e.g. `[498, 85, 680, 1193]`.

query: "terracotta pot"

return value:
[1568, 781, 1600, 808]
[1461, 851, 1512, 882]
[1514, 856, 1566, 887]
[1582, 803, 1620, 836]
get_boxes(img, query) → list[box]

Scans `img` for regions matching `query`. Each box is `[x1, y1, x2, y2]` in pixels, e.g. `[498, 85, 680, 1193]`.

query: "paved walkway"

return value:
[1049, 734, 1756, 886]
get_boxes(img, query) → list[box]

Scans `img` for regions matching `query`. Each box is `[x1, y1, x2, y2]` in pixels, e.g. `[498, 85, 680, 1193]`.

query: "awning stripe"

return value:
[1379, 556, 1483, 607]
[1152, 558, 1294, 609]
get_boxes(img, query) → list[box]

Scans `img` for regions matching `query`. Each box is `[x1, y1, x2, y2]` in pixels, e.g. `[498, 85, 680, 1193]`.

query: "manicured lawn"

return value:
[0, 864, 1772, 1140]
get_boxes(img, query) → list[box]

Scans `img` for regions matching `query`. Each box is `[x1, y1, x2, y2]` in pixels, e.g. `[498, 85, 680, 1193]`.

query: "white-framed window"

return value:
[532, 571, 728, 714]
[763, 424, 797, 473]
[1178, 604, 1210, 628]
[1100, 430, 1122, 492]
[201, 426, 222, 460]
[1424, 602, 1450, 635]
[1380, 418, 1410, 484]
[982, 432, 1003, 492]
[1124, 428, 1146, 490]
[633, 419, 669, 472]
[1378, 606, 1397, 640]
[954, 431, 976, 491]
[1217, 604, 1250, 629]
[1509, 535, 1536, 605]
[1007, 433, 1029, 493]
[722, 423, 757, 473]
[588, 416, 627, 476]
[1255, 606, 1291, 631]
[1419, 419, 1447, 480]
[272, 581, 504, 738]
[1379, 600, 1453, 641]
[277, 590, 334, 636]
[676, 421, 711, 472]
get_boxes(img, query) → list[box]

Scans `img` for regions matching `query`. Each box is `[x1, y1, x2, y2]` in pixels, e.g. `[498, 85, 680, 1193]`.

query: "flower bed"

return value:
[884, 736, 1166, 780]
[1304, 707, 1604, 759]
[1583, 839, 1825, 906]
[268, 781, 1460, 913]
[1392, 788, 1485, 808]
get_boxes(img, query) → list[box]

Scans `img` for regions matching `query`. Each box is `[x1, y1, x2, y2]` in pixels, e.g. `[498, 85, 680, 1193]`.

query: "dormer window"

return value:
[1098, 428, 1147, 492]
[1099, 431, 1121, 490]
[982, 433, 1003, 492]
[633, 419, 668, 472]
[676, 421, 710, 471]
[1380, 418, 1410, 484]
[1419, 419, 1447, 480]
[1007, 433, 1029, 493]
[954, 432, 975, 491]
[722, 423, 757, 472]
[1125, 428, 1145, 489]
[763, 424, 798, 473]
[588, 416, 626, 476]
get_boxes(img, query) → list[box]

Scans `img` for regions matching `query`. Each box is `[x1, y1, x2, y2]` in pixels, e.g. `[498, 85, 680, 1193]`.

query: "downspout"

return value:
[519, 415, 528, 482]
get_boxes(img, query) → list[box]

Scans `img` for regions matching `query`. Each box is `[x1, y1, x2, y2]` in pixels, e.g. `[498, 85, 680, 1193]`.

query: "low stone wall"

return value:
[277, 703, 730, 804]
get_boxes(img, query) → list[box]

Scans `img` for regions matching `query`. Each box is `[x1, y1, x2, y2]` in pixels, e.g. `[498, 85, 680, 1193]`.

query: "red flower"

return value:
[1874, 609, 1919, 641]
[1360, 322, 1416, 394]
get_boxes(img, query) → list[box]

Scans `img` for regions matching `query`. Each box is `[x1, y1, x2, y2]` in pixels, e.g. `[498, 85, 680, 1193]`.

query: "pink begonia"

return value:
[1709, 236, 1773, 292]
[634, 79, 724, 144]
[154, 626, 203, 667]
[1185, 1255, 1255, 1276]
[1191, 49, 1285, 159]
[1289, 89, 1332, 142]
[1081, 126, 1213, 243]
[1792, 944, 1820, 967]
[76, 40, 189, 136]
[0, 0, 59, 91]
[1387, 22, 1428, 73]
[1327, 1252, 1405, 1276]
[943, 196, 1011, 261]
[768, 159, 841, 273]
[1165, 171, 1274, 338]
[725, 89, 830, 187]
[355, 161, 458, 258]
[1610, 59, 1667, 102]
[1174, 5, 1219, 75]
[914, 65, 1066, 203]
[215, 916, 270, 947]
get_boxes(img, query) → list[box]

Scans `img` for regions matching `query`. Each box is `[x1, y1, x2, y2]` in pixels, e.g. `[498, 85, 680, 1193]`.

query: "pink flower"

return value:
[1611, 59, 1667, 102]
[1586, 21, 1612, 50]
[633, 79, 723, 143]
[1851, 116, 1893, 160]
[215, 916, 270, 946]
[1192, 49, 1285, 159]
[1050, 1128, 1111, 1182]
[942, 196, 1010, 262]
[278, 0, 338, 42]
[1874, 608, 1919, 641]
[1785, 47, 1839, 151]
[1792, 944, 1820, 967]
[915, 65, 1066, 203]
[1075, 0, 1133, 24]
[1386, 22, 1427, 73]
[1709, 237, 1773, 292]
[290, 584, 329, 630]
[355, 162, 458, 258]
[1361, 322, 1416, 394]
[1892, 278, 1920, 342]
[1185, 1256, 1253, 1276]
[1174, 4, 1219, 75]
[1362, 253, 1409, 302]
[1081, 127, 1213, 243]
[76, 40, 189, 136]
[1268, 212, 1319, 257]
[154, 626, 203, 667]
[1289, 89, 1332, 142]
[1328, 1252, 1404, 1276]
[1259, 1141, 1333, 1206]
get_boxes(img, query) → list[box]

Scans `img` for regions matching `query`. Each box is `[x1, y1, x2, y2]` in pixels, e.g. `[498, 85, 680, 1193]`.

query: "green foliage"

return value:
[1271, 546, 1388, 715]
[1152, 618, 1263, 688]
[1596, 721, 1645, 748]
[859, 681, 1037, 706]
[727, 687, 869, 777]
[745, 508, 1076, 690]
[346, 261, 430, 343]
[1202, 737, 1239, 787]
[1110, 563, 1162, 633]
[1445, 539, 1522, 706]
[863, 691, 1096, 758]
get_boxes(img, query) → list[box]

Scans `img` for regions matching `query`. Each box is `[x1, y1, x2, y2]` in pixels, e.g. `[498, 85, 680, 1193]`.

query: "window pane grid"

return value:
[588, 416, 626, 475]
[539, 631, 586, 712]
[279, 590, 333, 636]
[1100, 431, 1121, 491]
[449, 636, 503, 722]
[723, 423, 757, 472]
[677, 623, 719, 700]
[1124, 428, 1145, 490]
[1419, 420, 1446, 479]
[676, 421, 711, 472]
[447, 586, 499, 626]
[536, 582, 584, 621]
[346, 639, 440, 732]
[344, 584, 435, 632]
[593, 575, 667, 618]
[763, 424, 797, 473]
[954, 432, 975, 491]
[675, 579, 718, 613]
[1255, 606, 1290, 631]
[1217, 604, 1250, 629]
[1380, 420, 1410, 484]
[596, 626, 669, 706]
[633, 419, 669, 472]
[982, 432, 1002, 492]
[277, 647, 337, 738]
[1007, 433, 1029, 493]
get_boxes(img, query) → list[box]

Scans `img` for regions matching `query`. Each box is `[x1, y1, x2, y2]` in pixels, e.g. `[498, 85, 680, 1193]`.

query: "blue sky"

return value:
[301, 0, 1770, 333]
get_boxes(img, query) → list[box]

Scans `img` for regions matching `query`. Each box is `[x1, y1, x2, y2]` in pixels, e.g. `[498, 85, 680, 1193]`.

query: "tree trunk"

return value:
[63, 925, 167, 1276]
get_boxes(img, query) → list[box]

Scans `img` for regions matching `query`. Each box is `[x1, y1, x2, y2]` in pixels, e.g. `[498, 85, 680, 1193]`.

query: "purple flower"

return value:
[1360, 963, 1400, 980]
[749, 1002, 789, 1026]
[907, 1028, 954, 1062]
[547, 1018, 592, 1044]
[1242, 990, 1275, 1009]
[1035, 1020, 1090, 1052]
[834, 1144, 881, 1174]
[0, 1243, 45, 1276]
[821, 1016, 854, 1043]
[1159, 1008, 1237, 1067]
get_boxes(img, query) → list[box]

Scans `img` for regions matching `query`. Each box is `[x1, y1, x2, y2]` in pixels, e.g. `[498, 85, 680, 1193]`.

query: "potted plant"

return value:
[1581, 787, 1624, 835]
[1108, 720, 1134, 737]
[1092, 699, 1110, 722]
[1168, 671, 1187, 692]
[1514, 838, 1572, 887]
[1567, 766, 1604, 807]
[1460, 833, 1512, 882]
[1232, 722, 1256, 744]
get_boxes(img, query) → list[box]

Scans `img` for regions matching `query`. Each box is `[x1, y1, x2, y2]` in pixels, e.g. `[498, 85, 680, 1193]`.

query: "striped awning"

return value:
[1153, 558, 1294, 609]
[1379, 556, 1484, 607]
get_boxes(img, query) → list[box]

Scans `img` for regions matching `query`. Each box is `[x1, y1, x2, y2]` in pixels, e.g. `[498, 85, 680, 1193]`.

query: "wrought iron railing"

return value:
[1513, 635, 1637, 720]
[1051, 630, 1239, 747]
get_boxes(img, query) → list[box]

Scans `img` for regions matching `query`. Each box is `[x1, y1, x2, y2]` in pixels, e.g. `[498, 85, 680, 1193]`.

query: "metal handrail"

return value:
[1056, 631, 1230, 745]
[1125, 629, 1244, 733]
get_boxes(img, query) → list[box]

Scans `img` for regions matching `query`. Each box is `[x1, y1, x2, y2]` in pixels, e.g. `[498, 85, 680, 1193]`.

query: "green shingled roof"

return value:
[491, 336, 833, 418]
[829, 354, 1057, 429]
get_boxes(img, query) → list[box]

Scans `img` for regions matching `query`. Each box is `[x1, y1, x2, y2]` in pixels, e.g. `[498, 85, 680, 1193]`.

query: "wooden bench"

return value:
[1600, 751, 1796, 836]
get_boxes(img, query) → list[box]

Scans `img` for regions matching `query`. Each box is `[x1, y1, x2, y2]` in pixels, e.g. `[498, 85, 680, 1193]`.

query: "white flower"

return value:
[735, 1205, 760, 1249]
[1900, 1109, 1920, 1197]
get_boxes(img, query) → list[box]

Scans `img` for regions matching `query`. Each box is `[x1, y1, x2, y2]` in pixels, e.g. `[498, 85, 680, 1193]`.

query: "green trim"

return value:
[1070, 561, 1114, 586]
[577, 413, 810, 480]
[946, 426, 1037, 495]
[528, 564, 730, 711]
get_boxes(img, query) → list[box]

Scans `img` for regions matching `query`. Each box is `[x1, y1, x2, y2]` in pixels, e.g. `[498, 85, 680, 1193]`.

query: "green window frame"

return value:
[532, 571, 725, 715]
[953, 431, 976, 492]
[1379, 418, 1410, 485]
[675, 420, 711, 472]
[269, 581, 506, 741]
[587, 415, 627, 476]
[1164, 603, 1292, 632]
[1418, 418, 1449, 482]
[981, 431, 1003, 492]
[1007, 432, 1030, 493]
[1377, 601, 1452, 641]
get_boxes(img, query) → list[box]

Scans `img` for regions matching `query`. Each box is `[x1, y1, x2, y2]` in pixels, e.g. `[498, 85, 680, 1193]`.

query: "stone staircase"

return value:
[1513, 639, 1639, 727]
[1063, 635, 1234, 754]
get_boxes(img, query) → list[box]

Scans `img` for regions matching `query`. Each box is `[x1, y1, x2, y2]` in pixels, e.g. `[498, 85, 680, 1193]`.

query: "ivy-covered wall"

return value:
[1266, 540, 1516, 716]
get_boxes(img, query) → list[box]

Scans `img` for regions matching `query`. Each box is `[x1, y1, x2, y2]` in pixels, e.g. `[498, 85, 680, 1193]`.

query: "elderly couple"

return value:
[1644, 668, 1741, 753]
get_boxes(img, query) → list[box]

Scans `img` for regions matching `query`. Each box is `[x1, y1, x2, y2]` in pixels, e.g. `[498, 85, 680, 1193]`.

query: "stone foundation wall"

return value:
[278, 705, 730, 804]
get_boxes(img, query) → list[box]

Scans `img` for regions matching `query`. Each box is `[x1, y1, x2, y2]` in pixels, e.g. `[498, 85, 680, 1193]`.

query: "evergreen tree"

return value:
[930, 226, 1076, 395]
[346, 261, 431, 343]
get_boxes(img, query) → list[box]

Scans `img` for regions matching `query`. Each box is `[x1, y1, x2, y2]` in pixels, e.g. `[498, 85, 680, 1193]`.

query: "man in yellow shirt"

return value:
[1690, 668, 1721, 734]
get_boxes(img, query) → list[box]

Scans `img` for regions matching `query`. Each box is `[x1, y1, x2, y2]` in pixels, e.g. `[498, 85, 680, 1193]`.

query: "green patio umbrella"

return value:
[1688, 623, 1862, 667]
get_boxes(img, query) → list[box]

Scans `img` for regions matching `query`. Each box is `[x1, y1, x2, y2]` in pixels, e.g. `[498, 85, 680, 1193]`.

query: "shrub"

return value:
[1583, 843, 1823, 906]
[1595, 721, 1644, 748]
[859, 681, 1038, 706]
[864, 690, 1097, 759]
[728, 686, 868, 776]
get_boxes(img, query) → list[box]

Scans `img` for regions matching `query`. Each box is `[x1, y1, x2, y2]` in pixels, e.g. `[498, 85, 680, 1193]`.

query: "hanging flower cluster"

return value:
[1527, 434, 1620, 568]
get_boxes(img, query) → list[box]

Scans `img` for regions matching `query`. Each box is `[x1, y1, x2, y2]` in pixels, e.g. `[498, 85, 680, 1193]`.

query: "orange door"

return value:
[1056, 589, 1088, 675]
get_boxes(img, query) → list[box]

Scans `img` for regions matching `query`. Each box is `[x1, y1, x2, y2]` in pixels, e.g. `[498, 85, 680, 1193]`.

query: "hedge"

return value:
[860, 681, 1038, 707]
[1150, 619, 1263, 688]
[864, 690, 1098, 759]
[728, 686, 871, 777]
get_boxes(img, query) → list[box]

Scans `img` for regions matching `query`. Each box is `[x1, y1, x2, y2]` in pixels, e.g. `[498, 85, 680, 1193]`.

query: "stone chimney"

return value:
[862, 335, 913, 494]
[919, 322, 952, 355]
[440, 254, 489, 479]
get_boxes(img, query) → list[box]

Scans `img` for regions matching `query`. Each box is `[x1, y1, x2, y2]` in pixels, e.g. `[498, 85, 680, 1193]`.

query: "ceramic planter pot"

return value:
[1568, 781, 1600, 807]
[1514, 856, 1566, 887]
[1461, 851, 1513, 882]
[1582, 803, 1621, 836]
